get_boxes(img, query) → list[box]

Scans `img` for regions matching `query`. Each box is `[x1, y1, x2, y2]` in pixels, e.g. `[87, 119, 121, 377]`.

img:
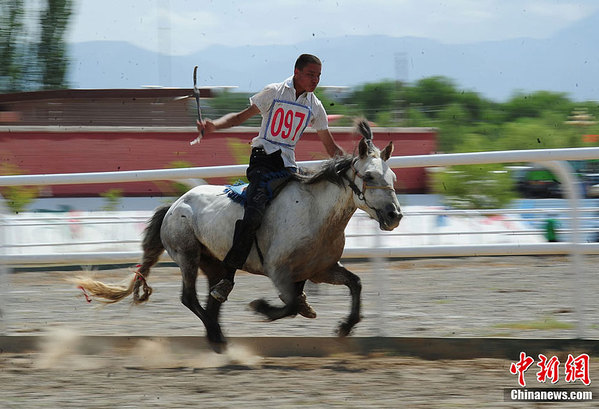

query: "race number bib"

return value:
[263, 99, 312, 147]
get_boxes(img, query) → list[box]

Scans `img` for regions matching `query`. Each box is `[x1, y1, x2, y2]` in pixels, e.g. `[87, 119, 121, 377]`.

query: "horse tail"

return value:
[133, 204, 170, 303]
[72, 204, 170, 305]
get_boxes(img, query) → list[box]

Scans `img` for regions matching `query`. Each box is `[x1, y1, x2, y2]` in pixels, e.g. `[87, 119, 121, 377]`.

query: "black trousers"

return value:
[222, 147, 292, 270]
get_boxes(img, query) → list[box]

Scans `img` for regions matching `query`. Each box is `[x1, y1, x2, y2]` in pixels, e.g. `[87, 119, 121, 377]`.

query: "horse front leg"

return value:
[204, 274, 226, 342]
[178, 257, 226, 353]
[249, 277, 301, 321]
[313, 262, 362, 337]
[199, 254, 227, 325]
[181, 283, 226, 352]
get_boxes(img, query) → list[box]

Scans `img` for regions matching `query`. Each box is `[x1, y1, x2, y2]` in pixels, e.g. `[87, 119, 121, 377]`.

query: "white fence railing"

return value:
[2, 147, 599, 262]
[2, 147, 599, 336]
[1, 206, 597, 261]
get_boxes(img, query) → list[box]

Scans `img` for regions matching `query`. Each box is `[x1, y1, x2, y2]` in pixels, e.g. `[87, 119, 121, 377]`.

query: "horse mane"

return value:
[298, 155, 354, 186]
[297, 118, 370, 186]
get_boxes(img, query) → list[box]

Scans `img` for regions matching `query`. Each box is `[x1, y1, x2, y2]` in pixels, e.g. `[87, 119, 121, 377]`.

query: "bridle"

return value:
[342, 158, 395, 203]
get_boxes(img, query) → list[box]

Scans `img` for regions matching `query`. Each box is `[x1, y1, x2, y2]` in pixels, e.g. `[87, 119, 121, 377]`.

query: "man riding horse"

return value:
[197, 54, 344, 315]
[74, 117, 402, 349]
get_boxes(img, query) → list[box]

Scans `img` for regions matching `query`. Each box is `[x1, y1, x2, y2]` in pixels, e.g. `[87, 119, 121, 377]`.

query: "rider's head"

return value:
[293, 54, 322, 95]
[295, 54, 322, 71]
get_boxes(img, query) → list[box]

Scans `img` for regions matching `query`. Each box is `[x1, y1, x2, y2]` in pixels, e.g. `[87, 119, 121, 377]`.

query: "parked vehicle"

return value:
[514, 166, 561, 198]
[581, 173, 599, 198]
[512, 161, 599, 199]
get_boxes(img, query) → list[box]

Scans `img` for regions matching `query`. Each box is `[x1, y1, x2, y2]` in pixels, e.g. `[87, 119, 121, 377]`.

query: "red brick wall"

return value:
[0, 127, 436, 197]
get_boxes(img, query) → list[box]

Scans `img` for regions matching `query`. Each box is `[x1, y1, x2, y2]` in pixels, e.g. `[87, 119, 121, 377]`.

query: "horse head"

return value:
[348, 120, 403, 231]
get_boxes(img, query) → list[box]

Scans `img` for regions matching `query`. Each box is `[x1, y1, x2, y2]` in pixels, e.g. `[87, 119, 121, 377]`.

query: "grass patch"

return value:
[493, 317, 574, 331]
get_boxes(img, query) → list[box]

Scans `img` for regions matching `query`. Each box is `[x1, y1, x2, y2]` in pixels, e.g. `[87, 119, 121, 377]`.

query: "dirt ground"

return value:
[1, 256, 599, 408]
[1, 343, 597, 408]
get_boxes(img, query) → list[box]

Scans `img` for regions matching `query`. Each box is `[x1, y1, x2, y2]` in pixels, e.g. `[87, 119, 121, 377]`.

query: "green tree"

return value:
[38, 0, 73, 89]
[404, 76, 458, 114]
[0, 0, 73, 92]
[0, 0, 25, 91]
[437, 103, 469, 152]
[0, 161, 38, 214]
[432, 164, 517, 209]
[351, 81, 397, 116]
[501, 91, 574, 122]
[403, 106, 434, 127]
[492, 119, 575, 151]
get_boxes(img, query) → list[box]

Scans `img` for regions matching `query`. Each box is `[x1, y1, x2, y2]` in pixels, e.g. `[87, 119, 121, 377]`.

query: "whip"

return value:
[190, 65, 204, 145]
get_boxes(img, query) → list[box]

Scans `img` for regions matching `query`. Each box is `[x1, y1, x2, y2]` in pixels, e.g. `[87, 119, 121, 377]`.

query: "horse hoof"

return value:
[207, 332, 227, 354]
[276, 293, 317, 319]
[209, 340, 227, 354]
[298, 302, 317, 319]
[297, 293, 317, 319]
[337, 322, 353, 337]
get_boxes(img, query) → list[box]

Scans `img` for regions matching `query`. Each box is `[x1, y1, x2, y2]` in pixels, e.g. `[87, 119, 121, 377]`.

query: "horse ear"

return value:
[381, 141, 394, 161]
[359, 137, 369, 158]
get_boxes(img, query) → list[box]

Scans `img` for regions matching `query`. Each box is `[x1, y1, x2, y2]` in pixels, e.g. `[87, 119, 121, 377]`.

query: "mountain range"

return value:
[68, 11, 599, 102]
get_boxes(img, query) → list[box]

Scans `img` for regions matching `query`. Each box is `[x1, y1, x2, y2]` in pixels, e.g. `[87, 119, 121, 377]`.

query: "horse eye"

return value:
[363, 173, 374, 182]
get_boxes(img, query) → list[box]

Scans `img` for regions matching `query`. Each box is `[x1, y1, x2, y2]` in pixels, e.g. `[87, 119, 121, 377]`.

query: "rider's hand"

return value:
[197, 119, 217, 134]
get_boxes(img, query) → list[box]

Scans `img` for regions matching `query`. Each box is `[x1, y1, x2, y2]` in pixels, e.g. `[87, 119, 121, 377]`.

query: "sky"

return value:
[65, 0, 599, 56]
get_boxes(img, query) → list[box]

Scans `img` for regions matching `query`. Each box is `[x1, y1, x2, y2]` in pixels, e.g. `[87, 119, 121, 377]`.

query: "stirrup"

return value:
[210, 279, 234, 303]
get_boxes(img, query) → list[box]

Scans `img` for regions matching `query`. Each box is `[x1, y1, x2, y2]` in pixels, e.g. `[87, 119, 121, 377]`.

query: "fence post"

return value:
[0, 194, 9, 335]
[542, 160, 585, 338]
[372, 224, 387, 336]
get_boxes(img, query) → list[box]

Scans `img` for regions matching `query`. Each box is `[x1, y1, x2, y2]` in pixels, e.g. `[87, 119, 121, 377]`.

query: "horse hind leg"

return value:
[313, 262, 362, 337]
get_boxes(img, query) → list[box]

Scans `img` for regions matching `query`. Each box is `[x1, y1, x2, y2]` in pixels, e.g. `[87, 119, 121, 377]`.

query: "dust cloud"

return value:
[35, 327, 262, 371]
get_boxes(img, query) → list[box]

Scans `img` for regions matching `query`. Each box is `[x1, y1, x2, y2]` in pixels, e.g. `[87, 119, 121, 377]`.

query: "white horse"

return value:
[75, 120, 402, 351]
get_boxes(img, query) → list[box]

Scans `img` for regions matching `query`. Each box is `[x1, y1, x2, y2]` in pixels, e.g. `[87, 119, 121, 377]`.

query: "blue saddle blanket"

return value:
[223, 182, 249, 205]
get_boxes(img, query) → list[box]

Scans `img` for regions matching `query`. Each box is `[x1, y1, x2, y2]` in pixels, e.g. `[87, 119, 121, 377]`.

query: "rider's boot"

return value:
[211, 220, 255, 302]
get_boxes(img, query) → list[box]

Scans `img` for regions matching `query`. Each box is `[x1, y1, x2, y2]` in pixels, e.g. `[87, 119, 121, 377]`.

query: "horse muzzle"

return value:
[377, 204, 403, 231]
